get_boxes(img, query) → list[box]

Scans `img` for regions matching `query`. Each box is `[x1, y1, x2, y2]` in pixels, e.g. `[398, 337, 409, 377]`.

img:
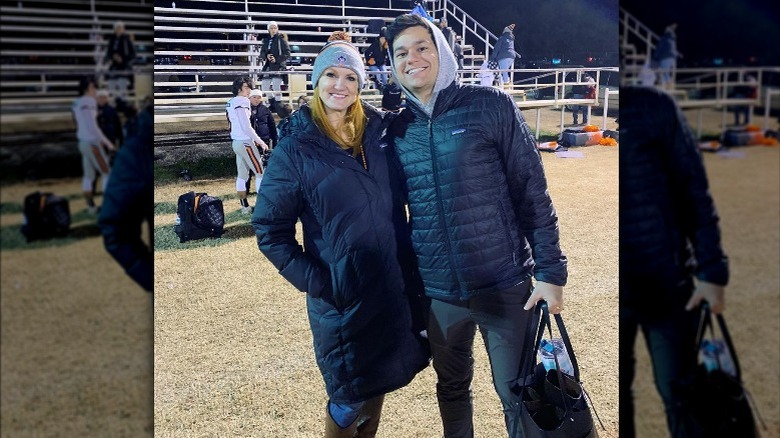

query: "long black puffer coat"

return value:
[252, 103, 429, 404]
[388, 82, 567, 302]
[620, 86, 728, 314]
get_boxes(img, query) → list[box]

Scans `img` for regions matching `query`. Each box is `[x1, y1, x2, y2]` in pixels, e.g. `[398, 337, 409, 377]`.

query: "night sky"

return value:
[442, 0, 619, 63]
[621, 0, 780, 66]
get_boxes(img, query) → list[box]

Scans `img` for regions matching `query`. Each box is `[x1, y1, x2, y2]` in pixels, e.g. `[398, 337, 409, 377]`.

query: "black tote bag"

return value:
[511, 302, 603, 438]
[675, 305, 766, 437]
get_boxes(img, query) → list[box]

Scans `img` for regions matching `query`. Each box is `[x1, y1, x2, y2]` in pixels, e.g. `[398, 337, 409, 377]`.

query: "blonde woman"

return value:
[252, 37, 429, 437]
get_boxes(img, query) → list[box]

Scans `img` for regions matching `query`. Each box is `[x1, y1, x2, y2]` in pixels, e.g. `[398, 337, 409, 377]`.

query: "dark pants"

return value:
[620, 299, 703, 438]
[428, 281, 532, 438]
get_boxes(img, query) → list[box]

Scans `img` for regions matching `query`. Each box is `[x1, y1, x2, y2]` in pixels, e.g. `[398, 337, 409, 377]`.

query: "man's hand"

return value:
[524, 281, 564, 314]
[104, 141, 116, 151]
[685, 280, 725, 314]
[113, 53, 122, 63]
[255, 140, 269, 151]
[267, 54, 275, 63]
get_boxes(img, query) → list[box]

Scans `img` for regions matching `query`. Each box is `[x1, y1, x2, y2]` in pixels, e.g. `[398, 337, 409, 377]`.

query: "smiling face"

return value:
[249, 95, 262, 106]
[391, 25, 439, 104]
[316, 66, 359, 116]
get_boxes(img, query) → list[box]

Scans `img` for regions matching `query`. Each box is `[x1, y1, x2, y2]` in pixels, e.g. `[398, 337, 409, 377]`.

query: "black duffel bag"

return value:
[21, 192, 70, 242]
[174, 191, 224, 242]
[511, 302, 604, 438]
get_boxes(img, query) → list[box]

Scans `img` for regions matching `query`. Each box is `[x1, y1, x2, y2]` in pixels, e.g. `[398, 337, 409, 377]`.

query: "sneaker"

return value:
[241, 206, 253, 215]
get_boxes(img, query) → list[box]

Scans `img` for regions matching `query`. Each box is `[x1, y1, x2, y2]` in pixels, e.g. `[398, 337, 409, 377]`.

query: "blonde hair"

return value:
[310, 87, 366, 156]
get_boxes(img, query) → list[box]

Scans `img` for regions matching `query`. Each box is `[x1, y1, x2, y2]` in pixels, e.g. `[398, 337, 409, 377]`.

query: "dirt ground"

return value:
[152, 145, 621, 437]
[0, 179, 153, 437]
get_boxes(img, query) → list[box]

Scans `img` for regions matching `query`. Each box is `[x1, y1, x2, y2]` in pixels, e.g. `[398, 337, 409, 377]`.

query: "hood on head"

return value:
[387, 16, 458, 115]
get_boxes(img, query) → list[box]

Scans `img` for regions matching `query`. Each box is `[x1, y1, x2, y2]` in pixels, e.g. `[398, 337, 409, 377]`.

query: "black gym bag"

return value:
[173, 191, 225, 242]
[21, 192, 70, 242]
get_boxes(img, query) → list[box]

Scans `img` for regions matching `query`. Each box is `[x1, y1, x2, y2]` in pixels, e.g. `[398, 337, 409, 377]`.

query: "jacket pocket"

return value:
[497, 200, 519, 265]
[330, 250, 358, 310]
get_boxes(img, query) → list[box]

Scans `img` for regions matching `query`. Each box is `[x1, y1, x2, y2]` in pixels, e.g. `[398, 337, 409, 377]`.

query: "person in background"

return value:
[386, 14, 566, 437]
[454, 35, 464, 70]
[297, 94, 310, 108]
[96, 89, 123, 150]
[364, 30, 389, 91]
[653, 23, 678, 87]
[105, 20, 136, 104]
[260, 21, 290, 113]
[250, 88, 278, 149]
[72, 76, 115, 215]
[620, 85, 728, 438]
[253, 34, 429, 437]
[226, 76, 269, 214]
[490, 23, 517, 88]
[438, 18, 455, 52]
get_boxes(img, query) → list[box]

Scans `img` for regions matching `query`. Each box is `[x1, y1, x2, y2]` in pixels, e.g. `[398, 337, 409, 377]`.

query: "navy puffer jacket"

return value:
[252, 103, 429, 404]
[620, 86, 728, 310]
[388, 82, 567, 301]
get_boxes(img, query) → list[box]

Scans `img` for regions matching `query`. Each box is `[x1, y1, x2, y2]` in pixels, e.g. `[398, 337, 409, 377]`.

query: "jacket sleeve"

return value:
[259, 38, 268, 60]
[663, 95, 729, 285]
[98, 135, 153, 292]
[252, 144, 329, 296]
[496, 92, 567, 286]
[236, 103, 262, 144]
[278, 36, 291, 64]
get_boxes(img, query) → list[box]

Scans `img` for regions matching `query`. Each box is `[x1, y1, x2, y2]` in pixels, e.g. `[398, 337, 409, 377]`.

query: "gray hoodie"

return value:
[388, 17, 459, 117]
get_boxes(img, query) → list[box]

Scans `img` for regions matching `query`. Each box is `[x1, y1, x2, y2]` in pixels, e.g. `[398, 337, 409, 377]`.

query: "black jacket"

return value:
[260, 34, 290, 72]
[253, 103, 429, 404]
[250, 103, 277, 143]
[98, 103, 123, 145]
[620, 86, 728, 310]
[388, 82, 567, 301]
[98, 107, 153, 292]
[106, 33, 136, 70]
[364, 38, 387, 67]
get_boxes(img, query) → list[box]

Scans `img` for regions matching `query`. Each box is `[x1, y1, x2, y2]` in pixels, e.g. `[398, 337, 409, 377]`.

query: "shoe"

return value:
[241, 206, 253, 215]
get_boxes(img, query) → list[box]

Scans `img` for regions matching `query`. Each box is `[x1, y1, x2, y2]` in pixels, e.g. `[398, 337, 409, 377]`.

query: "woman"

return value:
[252, 37, 429, 437]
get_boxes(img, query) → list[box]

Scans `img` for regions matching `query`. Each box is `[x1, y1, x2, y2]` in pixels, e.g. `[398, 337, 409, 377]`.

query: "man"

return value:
[386, 14, 566, 437]
[453, 35, 464, 70]
[653, 23, 678, 87]
[247, 88, 277, 194]
[571, 73, 596, 125]
[259, 21, 290, 113]
[438, 18, 455, 52]
[226, 76, 269, 214]
[73, 76, 115, 214]
[105, 20, 136, 103]
[490, 23, 517, 88]
[96, 89, 123, 149]
[620, 85, 728, 437]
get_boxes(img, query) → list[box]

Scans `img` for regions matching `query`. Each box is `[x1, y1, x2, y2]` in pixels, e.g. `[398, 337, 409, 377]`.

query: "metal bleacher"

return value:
[619, 7, 780, 134]
[153, 0, 620, 136]
[0, 0, 153, 126]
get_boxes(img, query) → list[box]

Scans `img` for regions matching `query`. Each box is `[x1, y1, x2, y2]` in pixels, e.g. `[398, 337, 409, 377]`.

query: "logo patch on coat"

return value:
[451, 128, 466, 135]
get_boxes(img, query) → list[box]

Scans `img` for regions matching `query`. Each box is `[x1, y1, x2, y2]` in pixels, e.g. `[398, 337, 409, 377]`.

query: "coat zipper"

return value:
[428, 118, 461, 291]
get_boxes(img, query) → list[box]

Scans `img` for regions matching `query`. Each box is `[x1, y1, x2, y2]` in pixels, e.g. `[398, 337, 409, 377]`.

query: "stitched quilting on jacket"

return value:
[253, 103, 429, 404]
[388, 82, 567, 301]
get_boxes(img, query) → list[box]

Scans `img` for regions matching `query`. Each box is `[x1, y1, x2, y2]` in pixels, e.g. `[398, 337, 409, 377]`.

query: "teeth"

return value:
[407, 67, 424, 75]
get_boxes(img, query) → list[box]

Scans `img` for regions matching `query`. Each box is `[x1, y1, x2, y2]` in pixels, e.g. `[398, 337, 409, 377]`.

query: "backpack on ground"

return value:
[174, 191, 225, 242]
[21, 192, 70, 242]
